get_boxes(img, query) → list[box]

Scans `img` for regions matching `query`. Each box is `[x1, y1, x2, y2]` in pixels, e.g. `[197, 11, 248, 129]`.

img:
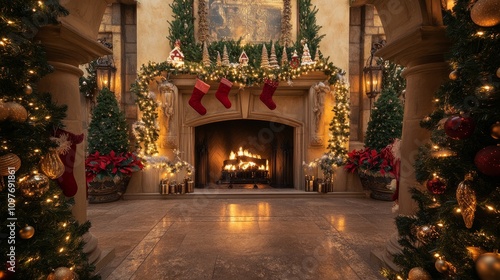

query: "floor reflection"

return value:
[89, 197, 396, 280]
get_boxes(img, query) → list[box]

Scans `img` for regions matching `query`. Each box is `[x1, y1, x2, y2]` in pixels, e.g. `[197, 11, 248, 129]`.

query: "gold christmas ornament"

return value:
[24, 85, 33, 95]
[471, 0, 500, 27]
[435, 258, 450, 273]
[468, 246, 487, 262]
[5, 101, 28, 122]
[449, 70, 458, 80]
[456, 175, 477, 229]
[0, 100, 9, 121]
[491, 122, 500, 139]
[408, 267, 432, 280]
[18, 173, 50, 198]
[476, 252, 500, 280]
[19, 225, 35, 239]
[416, 225, 438, 243]
[40, 150, 64, 179]
[496, 67, 500, 78]
[48, 267, 75, 280]
[0, 153, 21, 176]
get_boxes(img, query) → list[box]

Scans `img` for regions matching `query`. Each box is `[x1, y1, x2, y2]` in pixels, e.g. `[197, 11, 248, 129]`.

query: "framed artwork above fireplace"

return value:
[194, 0, 298, 45]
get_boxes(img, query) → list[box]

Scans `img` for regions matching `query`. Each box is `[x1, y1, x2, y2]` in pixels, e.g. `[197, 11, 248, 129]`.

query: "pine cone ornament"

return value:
[456, 175, 477, 228]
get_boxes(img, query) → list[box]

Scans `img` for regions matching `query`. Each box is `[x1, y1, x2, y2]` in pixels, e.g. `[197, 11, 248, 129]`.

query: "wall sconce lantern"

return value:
[95, 54, 116, 92]
[362, 41, 385, 99]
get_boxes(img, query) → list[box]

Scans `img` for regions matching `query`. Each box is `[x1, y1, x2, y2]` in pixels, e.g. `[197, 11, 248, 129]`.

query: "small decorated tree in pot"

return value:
[365, 87, 404, 151]
[345, 61, 404, 200]
[86, 88, 143, 203]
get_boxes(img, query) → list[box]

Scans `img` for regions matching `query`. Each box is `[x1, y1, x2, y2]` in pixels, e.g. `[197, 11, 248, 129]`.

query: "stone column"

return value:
[35, 24, 112, 266]
[372, 26, 450, 270]
[377, 27, 450, 214]
[398, 61, 449, 213]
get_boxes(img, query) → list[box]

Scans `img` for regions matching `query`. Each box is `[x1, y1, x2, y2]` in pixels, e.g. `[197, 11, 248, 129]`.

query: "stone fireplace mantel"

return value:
[127, 71, 363, 195]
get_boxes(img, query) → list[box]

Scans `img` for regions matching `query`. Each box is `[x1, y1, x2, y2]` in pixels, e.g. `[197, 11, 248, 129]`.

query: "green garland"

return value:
[132, 59, 346, 156]
[327, 80, 350, 165]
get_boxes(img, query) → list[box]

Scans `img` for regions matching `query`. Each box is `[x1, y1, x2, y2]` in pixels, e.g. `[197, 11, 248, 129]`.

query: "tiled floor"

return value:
[88, 192, 397, 280]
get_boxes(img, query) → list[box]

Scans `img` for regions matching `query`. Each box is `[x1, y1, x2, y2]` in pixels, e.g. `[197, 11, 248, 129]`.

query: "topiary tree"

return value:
[364, 61, 405, 151]
[87, 88, 129, 155]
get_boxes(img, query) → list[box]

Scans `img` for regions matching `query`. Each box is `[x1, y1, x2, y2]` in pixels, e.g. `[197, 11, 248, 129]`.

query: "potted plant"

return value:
[85, 88, 144, 203]
[345, 60, 404, 200]
[345, 142, 399, 200]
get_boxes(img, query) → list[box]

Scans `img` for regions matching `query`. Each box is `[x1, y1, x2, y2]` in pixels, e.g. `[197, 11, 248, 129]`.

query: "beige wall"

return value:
[137, 1, 171, 65]
[315, 0, 350, 72]
[136, 0, 350, 74]
[349, 5, 385, 143]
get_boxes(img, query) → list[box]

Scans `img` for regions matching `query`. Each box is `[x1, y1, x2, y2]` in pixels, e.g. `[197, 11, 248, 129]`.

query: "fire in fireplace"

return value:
[218, 147, 270, 187]
[195, 119, 294, 189]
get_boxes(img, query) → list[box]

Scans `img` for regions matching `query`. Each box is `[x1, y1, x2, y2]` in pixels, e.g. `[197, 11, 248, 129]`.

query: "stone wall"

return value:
[349, 5, 385, 144]
[98, 3, 138, 146]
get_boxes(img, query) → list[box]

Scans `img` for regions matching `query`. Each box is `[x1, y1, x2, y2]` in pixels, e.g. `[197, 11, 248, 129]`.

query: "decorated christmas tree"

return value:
[260, 44, 270, 68]
[365, 61, 405, 151]
[0, 0, 99, 279]
[87, 88, 129, 155]
[269, 42, 279, 69]
[222, 45, 230, 66]
[201, 41, 211, 67]
[384, 0, 500, 279]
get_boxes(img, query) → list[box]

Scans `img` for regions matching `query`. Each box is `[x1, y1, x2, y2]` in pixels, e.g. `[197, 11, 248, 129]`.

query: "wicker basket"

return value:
[88, 175, 131, 203]
[358, 173, 394, 201]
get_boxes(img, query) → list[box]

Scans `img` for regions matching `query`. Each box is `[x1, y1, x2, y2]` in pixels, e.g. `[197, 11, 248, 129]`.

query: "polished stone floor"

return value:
[88, 194, 397, 280]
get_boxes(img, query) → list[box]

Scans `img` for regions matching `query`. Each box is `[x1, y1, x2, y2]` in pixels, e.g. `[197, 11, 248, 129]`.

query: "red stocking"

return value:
[215, 78, 232, 108]
[259, 79, 279, 110]
[189, 79, 210, 115]
[54, 129, 84, 197]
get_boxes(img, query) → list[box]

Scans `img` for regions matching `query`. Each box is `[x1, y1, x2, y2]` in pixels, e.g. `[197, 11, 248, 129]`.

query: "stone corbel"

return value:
[309, 81, 330, 146]
[156, 79, 179, 149]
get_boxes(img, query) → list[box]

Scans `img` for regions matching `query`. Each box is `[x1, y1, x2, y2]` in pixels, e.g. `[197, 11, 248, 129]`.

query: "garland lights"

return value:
[131, 59, 349, 158]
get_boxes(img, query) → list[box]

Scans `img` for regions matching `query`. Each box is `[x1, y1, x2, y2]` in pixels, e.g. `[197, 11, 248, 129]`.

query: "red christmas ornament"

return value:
[474, 145, 500, 177]
[444, 115, 475, 139]
[426, 177, 447, 195]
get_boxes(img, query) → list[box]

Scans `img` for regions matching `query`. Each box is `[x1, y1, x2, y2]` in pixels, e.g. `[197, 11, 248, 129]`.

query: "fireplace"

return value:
[125, 73, 342, 195]
[194, 120, 294, 188]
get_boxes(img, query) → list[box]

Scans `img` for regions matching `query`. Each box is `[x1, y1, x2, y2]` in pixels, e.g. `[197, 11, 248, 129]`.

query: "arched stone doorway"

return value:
[351, 0, 451, 270]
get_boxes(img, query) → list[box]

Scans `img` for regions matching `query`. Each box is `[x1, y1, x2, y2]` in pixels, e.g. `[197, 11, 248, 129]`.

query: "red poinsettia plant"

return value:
[344, 145, 396, 177]
[85, 151, 144, 182]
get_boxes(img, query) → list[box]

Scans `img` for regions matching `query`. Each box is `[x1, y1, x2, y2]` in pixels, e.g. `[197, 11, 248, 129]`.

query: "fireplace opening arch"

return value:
[194, 119, 294, 188]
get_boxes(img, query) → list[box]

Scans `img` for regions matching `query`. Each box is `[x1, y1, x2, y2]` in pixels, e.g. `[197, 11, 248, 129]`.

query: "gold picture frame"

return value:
[194, 0, 297, 45]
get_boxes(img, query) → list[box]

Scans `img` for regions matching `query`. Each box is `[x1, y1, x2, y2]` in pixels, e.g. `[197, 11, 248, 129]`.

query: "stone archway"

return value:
[351, 0, 451, 270]
[351, 0, 450, 215]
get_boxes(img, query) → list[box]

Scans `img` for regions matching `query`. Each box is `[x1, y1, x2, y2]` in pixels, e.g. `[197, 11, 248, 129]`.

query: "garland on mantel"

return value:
[131, 59, 347, 155]
[132, 0, 351, 176]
